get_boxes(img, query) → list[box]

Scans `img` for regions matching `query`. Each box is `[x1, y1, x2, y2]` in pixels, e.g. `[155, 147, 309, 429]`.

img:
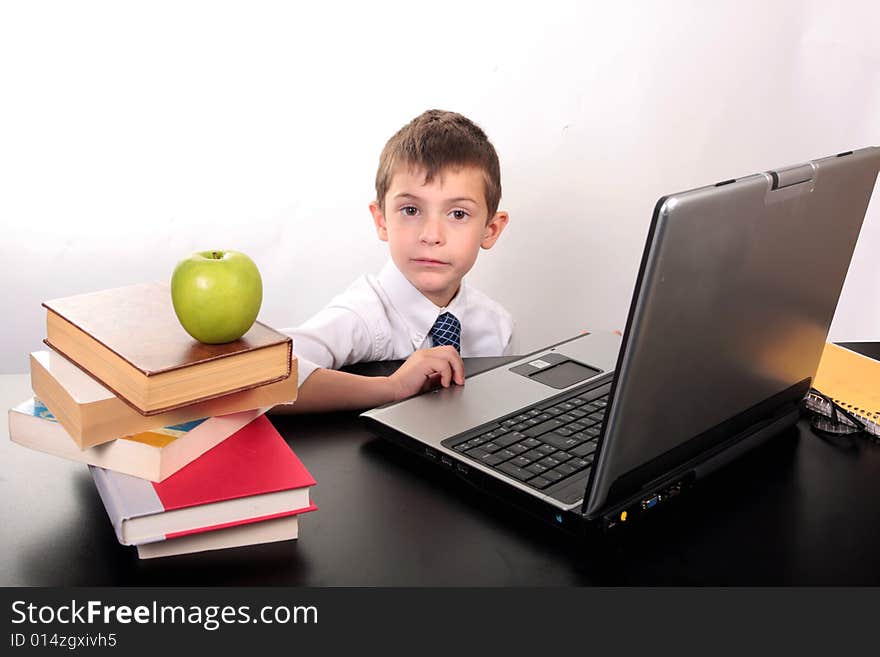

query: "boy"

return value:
[281, 109, 514, 413]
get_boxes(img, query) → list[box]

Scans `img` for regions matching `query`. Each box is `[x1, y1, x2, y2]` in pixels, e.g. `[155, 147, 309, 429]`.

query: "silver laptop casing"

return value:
[362, 331, 621, 509]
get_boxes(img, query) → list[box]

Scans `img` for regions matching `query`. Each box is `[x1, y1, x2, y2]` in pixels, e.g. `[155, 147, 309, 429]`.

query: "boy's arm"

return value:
[280, 368, 394, 414]
[502, 321, 519, 357]
[272, 346, 465, 414]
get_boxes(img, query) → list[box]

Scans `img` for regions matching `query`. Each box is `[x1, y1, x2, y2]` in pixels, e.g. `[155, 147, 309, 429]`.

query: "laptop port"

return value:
[455, 463, 469, 475]
[641, 495, 661, 510]
[424, 448, 438, 461]
[440, 455, 454, 468]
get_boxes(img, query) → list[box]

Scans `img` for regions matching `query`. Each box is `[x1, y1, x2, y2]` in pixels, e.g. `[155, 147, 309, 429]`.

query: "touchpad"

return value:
[509, 353, 602, 389]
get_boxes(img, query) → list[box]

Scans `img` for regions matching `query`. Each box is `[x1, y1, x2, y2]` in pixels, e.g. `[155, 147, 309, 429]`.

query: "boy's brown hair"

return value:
[375, 109, 502, 219]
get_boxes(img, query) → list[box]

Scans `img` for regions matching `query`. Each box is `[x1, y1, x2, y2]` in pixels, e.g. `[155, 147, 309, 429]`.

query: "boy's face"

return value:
[370, 165, 509, 308]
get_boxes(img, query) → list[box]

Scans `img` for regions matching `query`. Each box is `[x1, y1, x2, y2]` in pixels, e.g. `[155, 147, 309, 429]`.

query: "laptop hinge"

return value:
[769, 163, 814, 190]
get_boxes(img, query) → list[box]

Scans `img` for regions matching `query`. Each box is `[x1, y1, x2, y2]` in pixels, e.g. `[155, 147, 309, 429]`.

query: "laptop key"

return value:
[523, 418, 564, 438]
[482, 442, 504, 453]
[541, 433, 580, 451]
[554, 462, 580, 476]
[569, 397, 586, 407]
[510, 455, 532, 468]
[529, 476, 553, 489]
[542, 470, 565, 484]
[507, 443, 529, 455]
[521, 437, 542, 449]
[466, 447, 490, 460]
[520, 449, 544, 462]
[536, 444, 556, 455]
[571, 443, 596, 458]
[569, 408, 588, 418]
[482, 452, 512, 466]
[552, 450, 573, 462]
[493, 433, 521, 448]
[525, 463, 548, 476]
[498, 462, 533, 482]
[538, 456, 562, 469]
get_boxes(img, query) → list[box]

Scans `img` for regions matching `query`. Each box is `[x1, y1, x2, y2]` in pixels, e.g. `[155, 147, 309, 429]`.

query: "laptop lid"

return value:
[583, 147, 880, 517]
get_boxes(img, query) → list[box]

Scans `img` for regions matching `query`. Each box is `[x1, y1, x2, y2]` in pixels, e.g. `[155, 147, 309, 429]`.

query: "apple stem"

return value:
[211, 251, 223, 259]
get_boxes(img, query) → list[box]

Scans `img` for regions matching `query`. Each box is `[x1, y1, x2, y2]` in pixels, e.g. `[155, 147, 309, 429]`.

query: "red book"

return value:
[90, 415, 316, 545]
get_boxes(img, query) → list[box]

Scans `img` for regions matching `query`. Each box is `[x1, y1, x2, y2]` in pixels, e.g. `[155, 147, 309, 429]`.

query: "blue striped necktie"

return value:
[429, 312, 461, 353]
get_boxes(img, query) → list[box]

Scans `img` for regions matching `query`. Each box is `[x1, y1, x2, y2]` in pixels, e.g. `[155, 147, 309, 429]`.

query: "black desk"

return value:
[2, 347, 879, 586]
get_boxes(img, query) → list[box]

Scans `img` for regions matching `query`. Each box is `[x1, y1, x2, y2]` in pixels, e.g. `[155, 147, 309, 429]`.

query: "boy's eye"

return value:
[401, 206, 419, 217]
[450, 210, 469, 221]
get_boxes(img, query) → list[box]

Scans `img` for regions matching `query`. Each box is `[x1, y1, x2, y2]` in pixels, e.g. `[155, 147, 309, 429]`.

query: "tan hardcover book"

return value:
[30, 349, 298, 449]
[43, 282, 292, 415]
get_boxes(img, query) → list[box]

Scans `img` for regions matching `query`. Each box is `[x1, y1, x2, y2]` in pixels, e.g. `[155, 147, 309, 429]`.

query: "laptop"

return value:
[361, 146, 880, 532]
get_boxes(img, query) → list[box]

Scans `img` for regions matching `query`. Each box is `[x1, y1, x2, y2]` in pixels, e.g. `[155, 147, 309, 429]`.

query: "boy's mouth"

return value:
[411, 258, 449, 267]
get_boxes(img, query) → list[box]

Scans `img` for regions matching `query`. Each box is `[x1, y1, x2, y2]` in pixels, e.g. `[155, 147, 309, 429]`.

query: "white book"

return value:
[8, 397, 267, 482]
[136, 514, 301, 559]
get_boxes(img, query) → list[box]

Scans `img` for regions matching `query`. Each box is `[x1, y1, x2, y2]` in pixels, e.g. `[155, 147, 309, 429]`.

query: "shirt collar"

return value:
[377, 259, 468, 348]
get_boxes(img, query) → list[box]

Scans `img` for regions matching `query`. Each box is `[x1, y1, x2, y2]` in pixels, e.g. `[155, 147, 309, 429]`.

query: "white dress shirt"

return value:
[283, 259, 516, 386]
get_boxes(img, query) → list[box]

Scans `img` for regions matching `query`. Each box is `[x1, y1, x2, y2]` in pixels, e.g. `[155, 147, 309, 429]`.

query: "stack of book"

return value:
[7, 282, 315, 559]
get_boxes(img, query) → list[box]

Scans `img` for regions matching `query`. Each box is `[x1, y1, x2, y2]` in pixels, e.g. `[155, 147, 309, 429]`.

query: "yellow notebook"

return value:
[810, 342, 880, 434]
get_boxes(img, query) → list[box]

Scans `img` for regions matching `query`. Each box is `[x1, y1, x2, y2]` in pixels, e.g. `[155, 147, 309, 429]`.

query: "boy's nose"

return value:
[419, 215, 445, 245]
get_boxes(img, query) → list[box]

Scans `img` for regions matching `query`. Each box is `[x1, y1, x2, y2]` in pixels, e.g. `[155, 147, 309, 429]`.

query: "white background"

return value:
[1, 0, 878, 373]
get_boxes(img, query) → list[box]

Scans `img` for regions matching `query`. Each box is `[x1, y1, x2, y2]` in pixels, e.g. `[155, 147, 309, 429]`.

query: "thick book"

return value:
[30, 349, 298, 449]
[89, 415, 316, 545]
[136, 512, 309, 559]
[43, 282, 293, 415]
[8, 397, 267, 482]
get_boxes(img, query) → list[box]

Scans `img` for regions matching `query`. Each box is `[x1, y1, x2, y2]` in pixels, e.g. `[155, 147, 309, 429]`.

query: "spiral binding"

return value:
[803, 390, 879, 439]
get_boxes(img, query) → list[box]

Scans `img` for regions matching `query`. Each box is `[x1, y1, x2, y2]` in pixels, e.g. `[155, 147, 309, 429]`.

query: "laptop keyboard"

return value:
[444, 391, 609, 494]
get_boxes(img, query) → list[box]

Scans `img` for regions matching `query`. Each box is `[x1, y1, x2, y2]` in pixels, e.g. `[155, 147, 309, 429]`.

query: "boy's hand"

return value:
[388, 346, 465, 401]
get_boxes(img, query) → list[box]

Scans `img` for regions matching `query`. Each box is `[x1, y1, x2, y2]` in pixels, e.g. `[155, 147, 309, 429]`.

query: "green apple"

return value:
[171, 250, 263, 344]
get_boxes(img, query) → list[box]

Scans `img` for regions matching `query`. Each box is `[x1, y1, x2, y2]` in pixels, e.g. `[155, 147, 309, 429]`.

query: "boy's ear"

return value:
[369, 201, 389, 242]
[481, 210, 509, 250]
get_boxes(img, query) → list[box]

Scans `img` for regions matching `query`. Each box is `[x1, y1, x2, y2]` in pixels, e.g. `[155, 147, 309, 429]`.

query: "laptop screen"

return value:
[584, 147, 880, 517]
